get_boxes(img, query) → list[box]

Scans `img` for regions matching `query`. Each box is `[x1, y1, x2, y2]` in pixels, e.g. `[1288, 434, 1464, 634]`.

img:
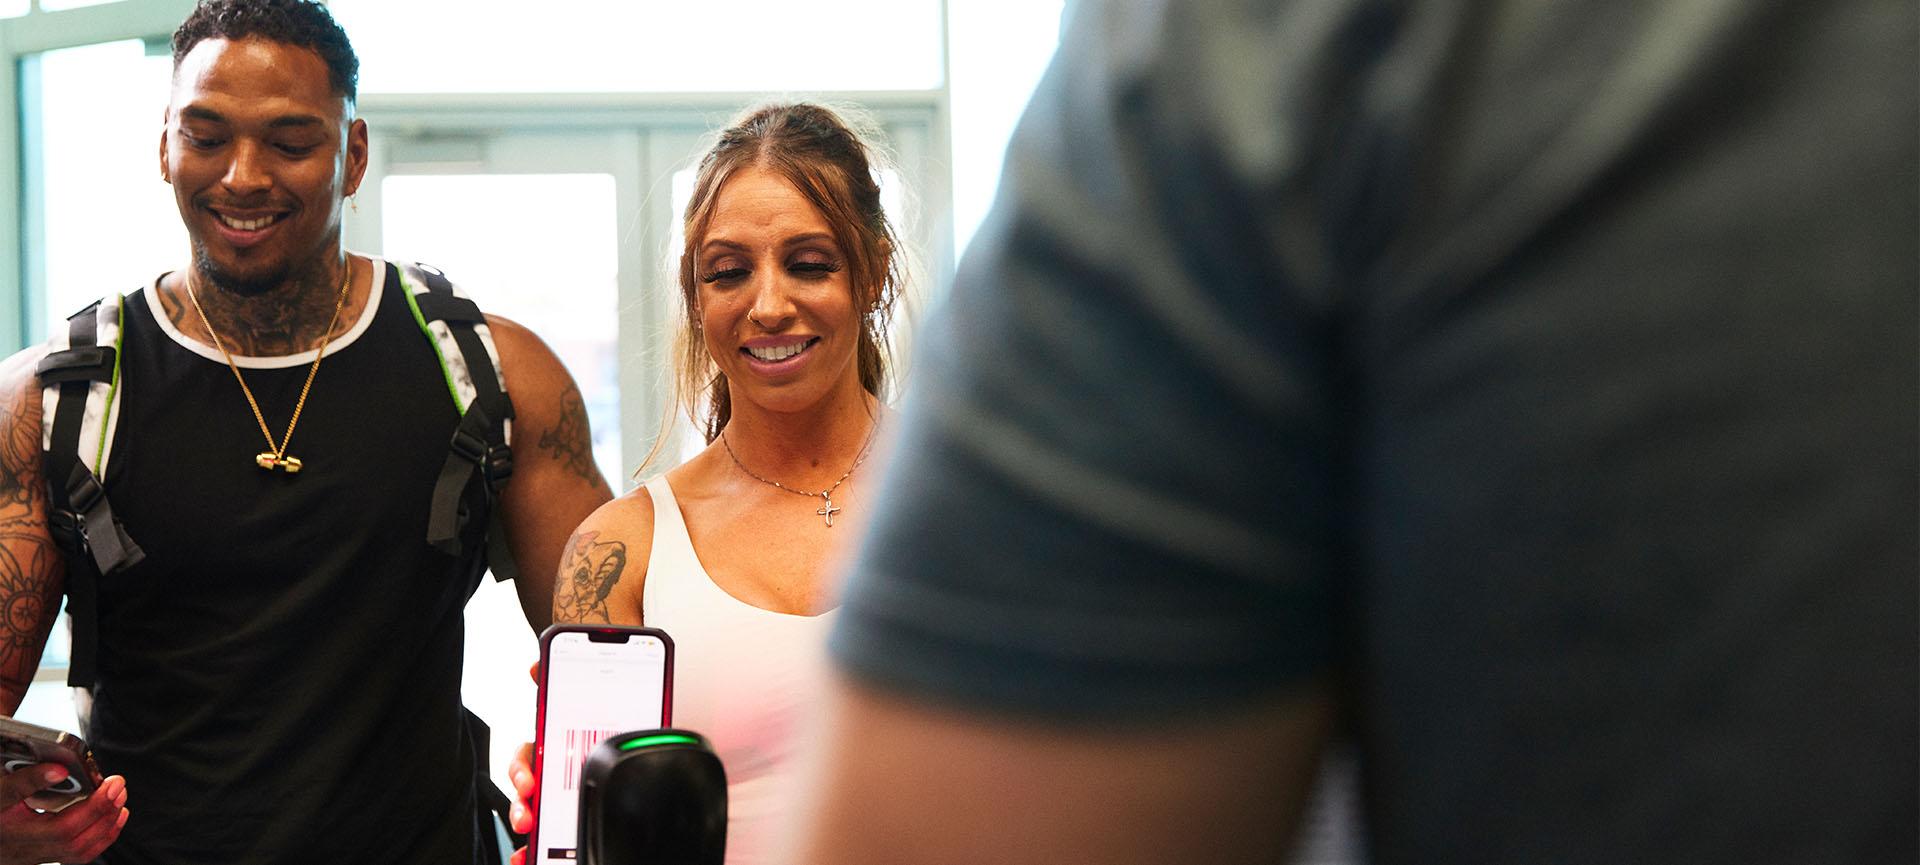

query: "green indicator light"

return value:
[619, 734, 699, 752]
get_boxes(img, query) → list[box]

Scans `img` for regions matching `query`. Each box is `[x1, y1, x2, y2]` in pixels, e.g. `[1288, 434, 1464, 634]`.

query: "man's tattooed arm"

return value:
[537, 384, 609, 491]
[552, 530, 629, 625]
[485, 313, 612, 633]
[0, 531, 61, 709]
[0, 356, 62, 714]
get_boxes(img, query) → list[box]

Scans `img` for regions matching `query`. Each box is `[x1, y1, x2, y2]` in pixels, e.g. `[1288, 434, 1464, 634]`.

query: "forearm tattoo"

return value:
[538, 384, 607, 490]
[552, 530, 627, 624]
[0, 387, 57, 700]
[0, 531, 60, 697]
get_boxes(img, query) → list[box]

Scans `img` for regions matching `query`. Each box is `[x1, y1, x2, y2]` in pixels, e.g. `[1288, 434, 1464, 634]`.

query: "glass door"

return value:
[359, 110, 938, 798]
[355, 127, 652, 798]
[6, 0, 195, 733]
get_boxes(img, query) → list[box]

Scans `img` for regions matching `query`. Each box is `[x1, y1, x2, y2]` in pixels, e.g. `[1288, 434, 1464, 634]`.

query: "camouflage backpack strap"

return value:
[34, 293, 143, 688]
[393, 261, 518, 582]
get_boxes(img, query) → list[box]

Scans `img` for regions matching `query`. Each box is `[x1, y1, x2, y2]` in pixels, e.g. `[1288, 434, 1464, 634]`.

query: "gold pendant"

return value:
[256, 452, 304, 474]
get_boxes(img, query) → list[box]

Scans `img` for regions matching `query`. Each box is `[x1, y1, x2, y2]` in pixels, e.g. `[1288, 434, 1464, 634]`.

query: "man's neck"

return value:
[158, 257, 361, 357]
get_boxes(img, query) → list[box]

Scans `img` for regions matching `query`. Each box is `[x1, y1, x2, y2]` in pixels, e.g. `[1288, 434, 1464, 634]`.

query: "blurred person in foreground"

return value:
[786, 1, 1916, 863]
[510, 102, 906, 865]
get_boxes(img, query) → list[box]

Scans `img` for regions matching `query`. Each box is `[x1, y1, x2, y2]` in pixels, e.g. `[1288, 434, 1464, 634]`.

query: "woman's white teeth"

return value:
[748, 342, 808, 362]
[219, 213, 278, 231]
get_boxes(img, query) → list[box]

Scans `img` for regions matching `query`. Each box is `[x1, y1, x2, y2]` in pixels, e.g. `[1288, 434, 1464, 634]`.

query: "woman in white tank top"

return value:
[512, 102, 908, 865]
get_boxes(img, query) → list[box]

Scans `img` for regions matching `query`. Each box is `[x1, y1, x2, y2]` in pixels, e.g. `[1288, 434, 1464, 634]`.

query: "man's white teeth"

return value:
[219, 213, 278, 231]
[748, 342, 808, 362]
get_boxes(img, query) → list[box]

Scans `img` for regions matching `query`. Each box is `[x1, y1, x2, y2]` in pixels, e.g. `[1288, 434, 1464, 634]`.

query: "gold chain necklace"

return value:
[720, 420, 878, 527]
[183, 260, 354, 474]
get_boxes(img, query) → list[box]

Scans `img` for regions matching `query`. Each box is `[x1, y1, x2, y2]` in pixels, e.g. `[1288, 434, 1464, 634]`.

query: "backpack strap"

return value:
[35, 294, 142, 689]
[398, 262, 528, 864]
[393, 261, 519, 582]
[465, 706, 528, 863]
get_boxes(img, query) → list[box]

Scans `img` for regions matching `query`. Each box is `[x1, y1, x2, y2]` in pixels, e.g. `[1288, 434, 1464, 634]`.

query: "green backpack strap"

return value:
[398, 261, 528, 861]
[393, 261, 519, 584]
[35, 292, 141, 689]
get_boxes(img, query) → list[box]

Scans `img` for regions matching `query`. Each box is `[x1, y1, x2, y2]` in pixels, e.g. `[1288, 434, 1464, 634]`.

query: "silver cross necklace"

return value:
[719, 421, 879, 527]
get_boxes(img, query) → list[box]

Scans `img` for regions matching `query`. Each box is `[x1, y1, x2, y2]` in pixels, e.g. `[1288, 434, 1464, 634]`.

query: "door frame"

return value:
[2, 0, 197, 349]
[352, 91, 949, 472]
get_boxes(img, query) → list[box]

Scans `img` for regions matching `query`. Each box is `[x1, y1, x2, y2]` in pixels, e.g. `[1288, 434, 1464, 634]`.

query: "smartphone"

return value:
[0, 716, 102, 813]
[531, 624, 673, 862]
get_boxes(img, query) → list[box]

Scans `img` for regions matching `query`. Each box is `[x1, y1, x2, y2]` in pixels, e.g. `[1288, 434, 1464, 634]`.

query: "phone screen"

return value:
[533, 626, 672, 861]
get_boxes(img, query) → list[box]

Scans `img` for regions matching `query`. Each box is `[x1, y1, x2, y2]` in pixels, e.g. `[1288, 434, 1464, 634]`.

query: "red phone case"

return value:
[528, 623, 674, 861]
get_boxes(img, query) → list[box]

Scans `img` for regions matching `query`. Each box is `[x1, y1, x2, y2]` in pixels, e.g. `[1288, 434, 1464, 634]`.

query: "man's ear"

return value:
[343, 117, 369, 197]
[158, 118, 171, 184]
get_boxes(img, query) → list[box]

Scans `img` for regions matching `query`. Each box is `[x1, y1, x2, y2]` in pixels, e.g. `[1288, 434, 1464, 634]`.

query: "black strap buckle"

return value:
[63, 464, 105, 516]
[449, 425, 489, 465]
[35, 345, 116, 384]
[450, 406, 513, 494]
[483, 443, 513, 493]
[47, 508, 85, 550]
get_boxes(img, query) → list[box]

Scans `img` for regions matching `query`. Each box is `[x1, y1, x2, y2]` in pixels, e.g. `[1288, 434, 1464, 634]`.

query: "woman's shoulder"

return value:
[589, 480, 660, 527]
[552, 482, 662, 624]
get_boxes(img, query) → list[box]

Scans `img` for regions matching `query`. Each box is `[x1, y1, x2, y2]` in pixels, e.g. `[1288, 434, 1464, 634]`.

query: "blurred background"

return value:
[2, 0, 1065, 800]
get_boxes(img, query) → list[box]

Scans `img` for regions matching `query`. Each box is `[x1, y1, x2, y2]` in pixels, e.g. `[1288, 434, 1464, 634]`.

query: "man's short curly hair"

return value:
[171, 0, 358, 104]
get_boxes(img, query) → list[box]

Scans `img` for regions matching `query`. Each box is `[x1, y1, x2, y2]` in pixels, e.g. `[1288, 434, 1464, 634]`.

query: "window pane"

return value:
[34, 39, 185, 335]
[382, 173, 622, 800]
[14, 677, 82, 734]
[947, 0, 1064, 256]
[381, 173, 622, 482]
[331, 0, 943, 94]
[0, 0, 29, 19]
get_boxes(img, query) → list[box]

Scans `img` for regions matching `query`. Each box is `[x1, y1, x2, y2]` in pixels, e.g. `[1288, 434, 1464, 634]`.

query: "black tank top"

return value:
[92, 261, 480, 864]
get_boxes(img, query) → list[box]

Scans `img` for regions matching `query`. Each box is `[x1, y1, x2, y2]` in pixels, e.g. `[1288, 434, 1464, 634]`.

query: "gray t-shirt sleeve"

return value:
[829, 0, 1383, 718]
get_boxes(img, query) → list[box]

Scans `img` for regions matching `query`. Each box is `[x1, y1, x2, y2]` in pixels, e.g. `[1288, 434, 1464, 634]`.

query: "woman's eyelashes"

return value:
[699, 256, 843, 284]
[790, 259, 842, 277]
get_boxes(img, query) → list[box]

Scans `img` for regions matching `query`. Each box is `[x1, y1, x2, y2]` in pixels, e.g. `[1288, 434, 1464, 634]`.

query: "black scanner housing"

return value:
[579, 729, 727, 865]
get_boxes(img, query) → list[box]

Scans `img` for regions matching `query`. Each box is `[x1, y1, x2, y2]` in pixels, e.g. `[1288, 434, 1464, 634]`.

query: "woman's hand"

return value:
[509, 660, 539, 865]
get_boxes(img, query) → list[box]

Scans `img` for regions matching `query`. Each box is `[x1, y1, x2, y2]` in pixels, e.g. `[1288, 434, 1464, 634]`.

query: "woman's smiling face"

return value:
[696, 166, 866, 416]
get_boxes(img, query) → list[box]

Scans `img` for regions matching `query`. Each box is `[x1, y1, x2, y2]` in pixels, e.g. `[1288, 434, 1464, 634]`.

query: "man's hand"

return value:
[0, 763, 127, 864]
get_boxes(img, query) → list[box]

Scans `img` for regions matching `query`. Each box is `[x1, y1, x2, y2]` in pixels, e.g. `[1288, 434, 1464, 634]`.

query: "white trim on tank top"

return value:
[145, 252, 386, 369]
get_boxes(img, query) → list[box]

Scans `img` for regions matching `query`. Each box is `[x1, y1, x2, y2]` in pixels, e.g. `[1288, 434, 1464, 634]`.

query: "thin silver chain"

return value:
[719, 421, 879, 526]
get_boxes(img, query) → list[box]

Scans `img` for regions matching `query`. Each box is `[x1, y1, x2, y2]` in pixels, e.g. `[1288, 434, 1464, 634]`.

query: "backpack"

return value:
[32, 260, 524, 862]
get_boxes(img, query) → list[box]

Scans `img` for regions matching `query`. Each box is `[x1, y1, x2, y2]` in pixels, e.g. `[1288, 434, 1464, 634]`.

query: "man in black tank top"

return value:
[0, 2, 613, 863]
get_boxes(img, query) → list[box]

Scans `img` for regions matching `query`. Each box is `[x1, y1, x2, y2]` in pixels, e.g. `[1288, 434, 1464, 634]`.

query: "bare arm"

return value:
[488, 314, 615, 634]
[786, 676, 1335, 865]
[550, 492, 651, 626]
[0, 351, 132, 864]
[506, 492, 652, 853]
[0, 349, 62, 716]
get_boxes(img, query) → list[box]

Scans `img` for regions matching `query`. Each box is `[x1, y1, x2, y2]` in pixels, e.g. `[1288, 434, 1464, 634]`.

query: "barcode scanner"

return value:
[578, 729, 727, 865]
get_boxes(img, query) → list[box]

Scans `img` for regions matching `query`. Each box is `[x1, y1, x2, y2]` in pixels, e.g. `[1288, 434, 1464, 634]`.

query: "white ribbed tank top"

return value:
[641, 476, 837, 865]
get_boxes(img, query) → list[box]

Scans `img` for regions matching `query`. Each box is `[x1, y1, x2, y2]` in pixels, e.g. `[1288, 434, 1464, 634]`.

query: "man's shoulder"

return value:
[0, 343, 50, 401]
[380, 257, 475, 297]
